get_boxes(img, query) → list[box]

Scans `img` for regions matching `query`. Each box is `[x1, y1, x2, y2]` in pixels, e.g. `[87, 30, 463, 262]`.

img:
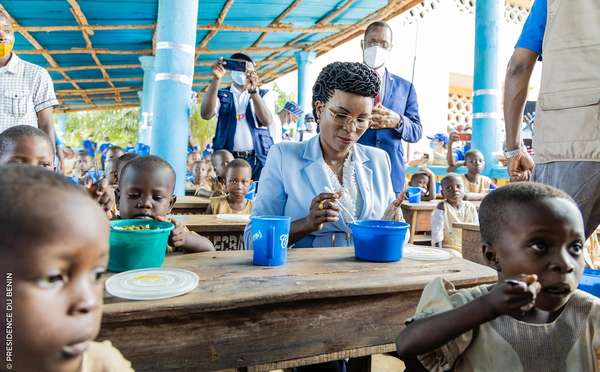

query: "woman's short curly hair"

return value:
[312, 62, 380, 120]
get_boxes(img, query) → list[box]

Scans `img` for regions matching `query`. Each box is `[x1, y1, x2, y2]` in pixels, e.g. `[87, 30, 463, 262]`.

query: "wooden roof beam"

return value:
[0, 3, 94, 106]
[197, 0, 235, 59]
[317, 0, 356, 25]
[66, 0, 120, 102]
[15, 23, 341, 33]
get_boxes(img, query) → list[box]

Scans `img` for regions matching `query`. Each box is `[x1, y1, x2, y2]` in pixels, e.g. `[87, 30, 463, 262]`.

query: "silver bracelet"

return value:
[503, 145, 527, 159]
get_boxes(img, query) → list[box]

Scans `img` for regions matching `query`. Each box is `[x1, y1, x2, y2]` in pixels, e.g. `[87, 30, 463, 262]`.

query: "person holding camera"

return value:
[201, 53, 274, 180]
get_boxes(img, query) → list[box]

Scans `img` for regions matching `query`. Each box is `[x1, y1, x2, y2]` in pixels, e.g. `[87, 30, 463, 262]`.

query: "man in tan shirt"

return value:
[504, 0, 600, 239]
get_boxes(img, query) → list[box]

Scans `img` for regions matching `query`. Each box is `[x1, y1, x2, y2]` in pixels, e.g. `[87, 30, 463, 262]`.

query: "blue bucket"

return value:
[350, 220, 410, 262]
[578, 268, 600, 297]
[407, 187, 422, 204]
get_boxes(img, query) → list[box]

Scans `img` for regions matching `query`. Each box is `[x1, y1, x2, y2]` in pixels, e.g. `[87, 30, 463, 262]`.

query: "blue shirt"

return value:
[515, 0, 547, 56]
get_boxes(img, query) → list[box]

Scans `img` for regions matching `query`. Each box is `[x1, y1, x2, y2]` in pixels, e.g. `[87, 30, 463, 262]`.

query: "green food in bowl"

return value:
[108, 219, 175, 272]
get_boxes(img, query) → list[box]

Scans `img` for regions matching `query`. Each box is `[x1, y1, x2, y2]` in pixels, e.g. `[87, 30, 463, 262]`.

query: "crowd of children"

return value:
[1, 118, 599, 370]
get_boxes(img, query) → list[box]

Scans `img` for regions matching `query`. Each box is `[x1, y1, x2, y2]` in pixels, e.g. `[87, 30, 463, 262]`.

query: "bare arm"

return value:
[251, 93, 273, 127]
[503, 48, 537, 150]
[181, 231, 215, 252]
[36, 108, 56, 152]
[423, 169, 436, 202]
[201, 60, 226, 120]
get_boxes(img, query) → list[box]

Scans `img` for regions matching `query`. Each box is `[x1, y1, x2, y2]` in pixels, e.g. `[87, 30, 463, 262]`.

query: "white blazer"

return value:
[248, 134, 397, 248]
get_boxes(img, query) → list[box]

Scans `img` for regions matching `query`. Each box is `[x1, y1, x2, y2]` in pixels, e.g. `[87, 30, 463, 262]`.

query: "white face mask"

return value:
[363, 46, 389, 70]
[231, 71, 246, 86]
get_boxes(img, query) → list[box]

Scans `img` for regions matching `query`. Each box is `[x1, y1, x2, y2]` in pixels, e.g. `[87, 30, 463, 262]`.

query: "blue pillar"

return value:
[472, 0, 500, 176]
[151, 0, 198, 195]
[139, 56, 155, 146]
[55, 113, 67, 140]
[294, 51, 316, 130]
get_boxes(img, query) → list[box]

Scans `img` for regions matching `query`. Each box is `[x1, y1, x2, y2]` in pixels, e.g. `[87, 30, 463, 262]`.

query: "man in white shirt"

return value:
[201, 53, 274, 180]
[0, 12, 58, 148]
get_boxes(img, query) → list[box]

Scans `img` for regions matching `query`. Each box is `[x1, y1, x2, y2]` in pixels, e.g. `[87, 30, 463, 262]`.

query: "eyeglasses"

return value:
[326, 106, 371, 130]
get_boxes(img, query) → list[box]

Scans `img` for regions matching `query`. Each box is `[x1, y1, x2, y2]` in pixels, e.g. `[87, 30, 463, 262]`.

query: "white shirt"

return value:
[214, 85, 274, 152]
[0, 53, 59, 132]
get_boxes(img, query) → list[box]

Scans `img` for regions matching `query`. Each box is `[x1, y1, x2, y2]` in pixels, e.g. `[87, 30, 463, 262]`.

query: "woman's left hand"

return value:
[383, 196, 404, 221]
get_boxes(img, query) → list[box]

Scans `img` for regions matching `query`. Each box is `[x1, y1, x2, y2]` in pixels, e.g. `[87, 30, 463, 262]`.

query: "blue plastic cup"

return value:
[435, 181, 442, 194]
[245, 181, 257, 201]
[407, 186, 422, 204]
[250, 216, 291, 266]
[578, 268, 600, 297]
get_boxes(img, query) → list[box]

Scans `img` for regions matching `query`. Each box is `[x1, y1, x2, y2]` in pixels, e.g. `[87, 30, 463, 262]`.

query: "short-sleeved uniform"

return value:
[412, 278, 600, 371]
[0, 53, 59, 132]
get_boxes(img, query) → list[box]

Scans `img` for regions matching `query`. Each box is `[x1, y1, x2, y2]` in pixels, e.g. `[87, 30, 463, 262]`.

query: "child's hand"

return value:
[89, 178, 115, 218]
[159, 217, 189, 249]
[484, 274, 541, 318]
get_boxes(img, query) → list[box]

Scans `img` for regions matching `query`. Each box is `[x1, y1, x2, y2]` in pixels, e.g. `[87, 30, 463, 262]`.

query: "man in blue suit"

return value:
[358, 21, 422, 195]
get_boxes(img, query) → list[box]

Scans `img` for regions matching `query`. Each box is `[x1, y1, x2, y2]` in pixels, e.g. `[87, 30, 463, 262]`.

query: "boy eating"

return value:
[207, 159, 253, 215]
[117, 155, 214, 252]
[0, 165, 133, 371]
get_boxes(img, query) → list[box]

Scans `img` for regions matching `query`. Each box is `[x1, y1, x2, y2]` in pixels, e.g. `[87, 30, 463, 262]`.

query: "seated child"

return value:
[186, 151, 202, 184]
[0, 125, 54, 169]
[0, 126, 115, 217]
[407, 168, 436, 202]
[117, 155, 214, 252]
[397, 182, 600, 371]
[104, 157, 119, 187]
[427, 133, 450, 166]
[187, 160, 213, 196]
[0, 165, 133, 371]
[448, 137, 494, 201]
[113, 152, 138, 187]
[207, 159, 253, 215]
[200, 149, 234, 197]
[431, 173, 478, 254]
[105, 145, 125, 164]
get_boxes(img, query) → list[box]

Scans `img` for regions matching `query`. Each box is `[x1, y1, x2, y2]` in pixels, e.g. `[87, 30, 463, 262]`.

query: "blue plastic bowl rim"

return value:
[349, 220, 410, 230]
[110, 219, 175, 234]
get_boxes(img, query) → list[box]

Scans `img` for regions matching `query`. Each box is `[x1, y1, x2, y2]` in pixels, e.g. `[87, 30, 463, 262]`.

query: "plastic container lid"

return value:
[404, 247, 452, 261]
[105, 268, 199, 301]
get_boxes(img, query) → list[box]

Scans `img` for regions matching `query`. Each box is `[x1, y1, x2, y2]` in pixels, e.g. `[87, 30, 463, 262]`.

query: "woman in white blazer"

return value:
[249, 62, 404, 248]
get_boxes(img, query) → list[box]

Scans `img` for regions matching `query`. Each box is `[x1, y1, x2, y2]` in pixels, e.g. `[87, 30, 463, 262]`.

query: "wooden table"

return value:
[402, 200, 481, 244]
[185, 187, 196, 196]
[453, 223, 486, 266]
[99, 248, 497, 371]
[174, 214, 248, 251]
[172, 195, 210, 215]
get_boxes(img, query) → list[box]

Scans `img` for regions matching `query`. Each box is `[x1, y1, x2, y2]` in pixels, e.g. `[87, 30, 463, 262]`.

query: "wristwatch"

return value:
[503, 143, 527, 159]
[248, 89, 258, 95]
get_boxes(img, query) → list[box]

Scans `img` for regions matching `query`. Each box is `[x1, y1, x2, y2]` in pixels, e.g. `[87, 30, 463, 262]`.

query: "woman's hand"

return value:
[482, 274, 541, 318]
[383, 196, 404, 221]
[305, 192, 341, 231]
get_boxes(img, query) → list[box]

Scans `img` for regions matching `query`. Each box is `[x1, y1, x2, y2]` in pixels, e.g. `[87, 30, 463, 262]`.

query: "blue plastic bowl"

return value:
[350, 220, 410, 262]
[578, 268, 600, 297]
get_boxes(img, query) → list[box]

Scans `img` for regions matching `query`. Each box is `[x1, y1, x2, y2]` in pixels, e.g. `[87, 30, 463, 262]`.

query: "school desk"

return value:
[185, 187, 196, 196]
[174, 214, 247, 251]
[99, 247, 497, 371]
[402, 200, 482, 244]
[172, 195, 210, 215]
[452, 222, 486, 266]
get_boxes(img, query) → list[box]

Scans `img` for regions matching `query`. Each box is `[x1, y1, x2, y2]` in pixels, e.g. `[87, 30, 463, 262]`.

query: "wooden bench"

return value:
[100, 248, 497, 371]
[453, 222, 487, 266]
[402, 200, 481, 244]
[172, 195, 210, 215]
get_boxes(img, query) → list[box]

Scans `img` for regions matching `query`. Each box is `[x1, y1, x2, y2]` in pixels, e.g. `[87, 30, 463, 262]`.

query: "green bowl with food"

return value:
[108, 219, 174, 272]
